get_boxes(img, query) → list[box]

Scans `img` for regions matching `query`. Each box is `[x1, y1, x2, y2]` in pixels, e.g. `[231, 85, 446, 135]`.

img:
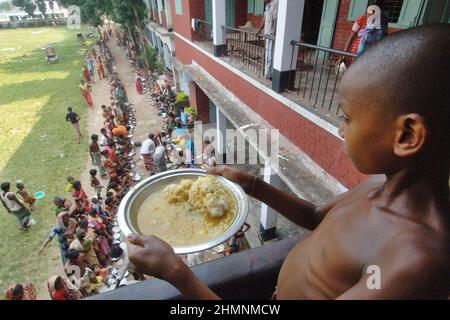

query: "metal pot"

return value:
[117, 169, 249, 254]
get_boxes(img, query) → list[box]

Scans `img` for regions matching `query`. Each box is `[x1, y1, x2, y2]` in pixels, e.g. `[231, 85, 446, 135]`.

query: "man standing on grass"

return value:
[1, 182, 32, 231]
[66, 107, 81, 144]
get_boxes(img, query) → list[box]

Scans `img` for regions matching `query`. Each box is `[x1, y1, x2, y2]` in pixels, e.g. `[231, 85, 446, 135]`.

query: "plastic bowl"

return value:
[34, 191, 45, 199]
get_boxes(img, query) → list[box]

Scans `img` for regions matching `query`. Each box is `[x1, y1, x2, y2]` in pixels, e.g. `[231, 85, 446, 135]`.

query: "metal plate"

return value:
[117, 169, 249, 255]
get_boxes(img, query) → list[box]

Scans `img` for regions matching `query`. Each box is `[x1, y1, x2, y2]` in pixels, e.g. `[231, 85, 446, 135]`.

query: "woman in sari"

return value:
[101, 150, 118, 180]
[135, 69, 144, 95]
[344, 5, 388, 59]
[97, 57, 106, 80]
[5, 283, 36, 300]
[82, 66, 92, 84]
[79, 80, 93, 108]
[47, 275, 81, 300]
[104, 117, 115, 141]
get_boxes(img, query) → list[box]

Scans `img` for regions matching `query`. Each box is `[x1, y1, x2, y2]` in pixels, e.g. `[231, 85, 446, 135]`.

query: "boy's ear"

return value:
[394, 114, 427, 158]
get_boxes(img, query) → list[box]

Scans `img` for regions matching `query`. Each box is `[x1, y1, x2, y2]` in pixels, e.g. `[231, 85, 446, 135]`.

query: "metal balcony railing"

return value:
[289, 41, 358, 118]
[222, 25, 274, 80]
[196, 20, 214, 42]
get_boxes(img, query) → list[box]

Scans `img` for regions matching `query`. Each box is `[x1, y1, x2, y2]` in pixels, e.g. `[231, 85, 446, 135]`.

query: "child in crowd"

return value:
[65, 176, 74, 193]
[89, 169, 104, 200]
[16, 182, 35, 211]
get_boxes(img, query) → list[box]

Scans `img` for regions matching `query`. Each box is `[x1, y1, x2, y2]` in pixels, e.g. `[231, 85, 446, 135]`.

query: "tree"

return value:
[110, 0, 149, 68]
[35, 0, 46, 18]
[11, 0, 25, 9]
[58, 0, 150, 67]
[48, 0, 55, 18]
[0, 1, 13, 12]
[12, 0, 36, 19]
[23, 0, 36, 18]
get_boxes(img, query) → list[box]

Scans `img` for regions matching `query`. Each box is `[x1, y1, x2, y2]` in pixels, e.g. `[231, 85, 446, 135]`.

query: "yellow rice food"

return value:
[136, 176, 236, 246]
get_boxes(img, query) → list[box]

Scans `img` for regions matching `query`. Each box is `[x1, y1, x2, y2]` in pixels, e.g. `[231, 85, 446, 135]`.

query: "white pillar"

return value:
[215, 106, 227, 164]
[163, 44, 172, 69]
[180, 71, 191, 95]
[272, 0, 305, 93]
[260, 162, 281, 241]
[212, 0, 226, 56]
[151, 31, 157, 49]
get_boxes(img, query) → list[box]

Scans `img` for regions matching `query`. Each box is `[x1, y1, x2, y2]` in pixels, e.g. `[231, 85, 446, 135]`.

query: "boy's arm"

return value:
[8, 193, 28, 211]
[209, 167, 322, 230]
[128, 235, 220, 300]
[38, 238, 52, 253]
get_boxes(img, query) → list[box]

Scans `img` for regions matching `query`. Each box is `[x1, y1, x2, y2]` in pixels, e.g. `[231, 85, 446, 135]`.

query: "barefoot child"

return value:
[16, 182, 35, 211]
[89, 135, 107, 178]
[65, 176, 75, 193]
[65, 107, 81, 144]
[89, 169, 104, 200]
[126, 25, 450, 299]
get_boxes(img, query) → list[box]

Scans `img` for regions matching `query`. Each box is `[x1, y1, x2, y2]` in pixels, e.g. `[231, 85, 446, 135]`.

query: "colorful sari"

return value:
[136, 71, 143, 95]
[5, 283, 36, 300]
[47, 276, 81, 300]
[79, 83, 93, 107]
[82, 67, 92, 83]
[72, 188, 92, 213]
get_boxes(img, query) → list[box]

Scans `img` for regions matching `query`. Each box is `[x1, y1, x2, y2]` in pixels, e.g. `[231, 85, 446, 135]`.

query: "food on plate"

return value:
[136, 176, 236, 246]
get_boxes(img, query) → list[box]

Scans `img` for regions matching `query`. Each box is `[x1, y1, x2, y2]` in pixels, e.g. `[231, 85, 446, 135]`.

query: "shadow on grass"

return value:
[0, 31, 89, 72]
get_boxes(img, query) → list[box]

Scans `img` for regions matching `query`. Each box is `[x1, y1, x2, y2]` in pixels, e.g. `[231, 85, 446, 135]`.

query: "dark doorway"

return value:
[301, 0, 325, 44]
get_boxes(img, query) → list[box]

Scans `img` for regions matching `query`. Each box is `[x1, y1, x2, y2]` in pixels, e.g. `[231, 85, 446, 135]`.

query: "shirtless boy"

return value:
[126, 25, 450, 299]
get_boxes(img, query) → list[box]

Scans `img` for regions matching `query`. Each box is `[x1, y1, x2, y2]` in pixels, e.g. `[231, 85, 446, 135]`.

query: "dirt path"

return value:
[36, 36, 164, 299]
[80, 38, 164, 200]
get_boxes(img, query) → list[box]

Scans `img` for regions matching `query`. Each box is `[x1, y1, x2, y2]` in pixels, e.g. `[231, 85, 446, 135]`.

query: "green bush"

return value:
[185, 106, 197, 119]
[175, 91, 189, 103]
[143, 46, 166, 74]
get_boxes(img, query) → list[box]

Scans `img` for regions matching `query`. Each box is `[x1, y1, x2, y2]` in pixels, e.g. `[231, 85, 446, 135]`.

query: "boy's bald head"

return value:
[341, 24, 450, 152]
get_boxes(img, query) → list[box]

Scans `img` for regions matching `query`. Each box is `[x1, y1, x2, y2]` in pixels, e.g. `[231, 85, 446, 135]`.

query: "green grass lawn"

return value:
[0, 26, 94, 296]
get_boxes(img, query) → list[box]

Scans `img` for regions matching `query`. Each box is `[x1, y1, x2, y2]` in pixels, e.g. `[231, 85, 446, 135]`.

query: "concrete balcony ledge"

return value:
[87, 235, 303, 300]
[147, 20, 173, 37]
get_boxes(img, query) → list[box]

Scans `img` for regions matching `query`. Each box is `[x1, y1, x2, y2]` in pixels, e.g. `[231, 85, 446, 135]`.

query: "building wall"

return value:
[190, 0, 206, 41]
[152, 9, 160, 24]
[189, 82, 210, 123]
[169, 0, 194, 40]
[175, 36, 366, 188]
[235, 0, 248, 27]
[161, 10, 167, 29]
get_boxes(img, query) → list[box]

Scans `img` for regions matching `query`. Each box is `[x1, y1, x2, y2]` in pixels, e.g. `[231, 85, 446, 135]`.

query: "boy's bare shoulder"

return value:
[318, 175, 385, 216]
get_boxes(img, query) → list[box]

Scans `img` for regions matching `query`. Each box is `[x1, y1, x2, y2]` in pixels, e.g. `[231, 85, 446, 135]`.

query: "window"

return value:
[175, 0, 182, 15]
[248, 0, 265, 16]
[380, 0, 405, 23]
